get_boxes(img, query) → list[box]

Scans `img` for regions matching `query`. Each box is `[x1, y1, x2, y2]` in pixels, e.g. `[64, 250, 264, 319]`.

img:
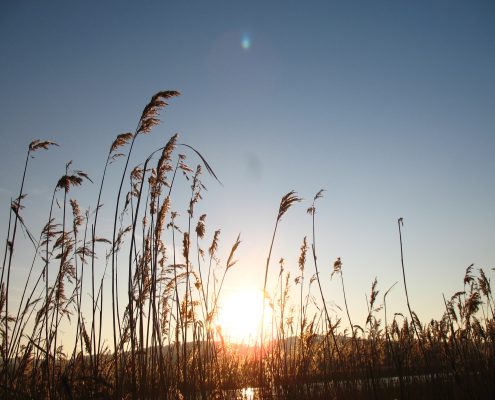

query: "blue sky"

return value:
[1, 0, 494, 341]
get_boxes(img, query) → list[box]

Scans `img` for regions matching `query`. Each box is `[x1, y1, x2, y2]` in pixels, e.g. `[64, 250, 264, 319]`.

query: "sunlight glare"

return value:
[216, 288, 266, 344]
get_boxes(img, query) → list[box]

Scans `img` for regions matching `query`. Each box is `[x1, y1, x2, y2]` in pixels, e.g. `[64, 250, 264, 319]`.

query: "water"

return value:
[241, 387, 255, 400]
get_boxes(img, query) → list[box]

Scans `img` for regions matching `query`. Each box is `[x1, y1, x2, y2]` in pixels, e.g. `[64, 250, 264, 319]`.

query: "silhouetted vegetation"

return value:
[1, 91, 494, 399]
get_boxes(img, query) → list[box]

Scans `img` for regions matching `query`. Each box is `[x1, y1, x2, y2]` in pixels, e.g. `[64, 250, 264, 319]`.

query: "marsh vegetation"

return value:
[1, 91, 494, 399]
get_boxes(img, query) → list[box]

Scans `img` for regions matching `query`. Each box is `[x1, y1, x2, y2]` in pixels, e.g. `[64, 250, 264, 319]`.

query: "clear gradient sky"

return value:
[1, 1, 494, 340]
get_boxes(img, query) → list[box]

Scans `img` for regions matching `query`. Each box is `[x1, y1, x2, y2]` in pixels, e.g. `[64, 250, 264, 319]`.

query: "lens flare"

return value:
[241, 33, 251, 50]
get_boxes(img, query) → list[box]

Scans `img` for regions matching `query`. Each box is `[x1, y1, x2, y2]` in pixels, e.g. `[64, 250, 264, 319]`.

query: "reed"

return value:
[1, 91, 494, 399]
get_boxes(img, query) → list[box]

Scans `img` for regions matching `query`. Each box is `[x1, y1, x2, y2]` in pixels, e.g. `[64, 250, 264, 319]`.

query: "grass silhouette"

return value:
[1, 91, 494, 399]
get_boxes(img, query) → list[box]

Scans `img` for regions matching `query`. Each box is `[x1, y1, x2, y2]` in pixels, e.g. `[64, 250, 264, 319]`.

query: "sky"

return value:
[1, 0, 494, 343]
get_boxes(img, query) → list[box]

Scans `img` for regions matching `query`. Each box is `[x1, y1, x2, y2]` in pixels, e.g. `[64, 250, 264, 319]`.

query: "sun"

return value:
[216, 288, 267, 344]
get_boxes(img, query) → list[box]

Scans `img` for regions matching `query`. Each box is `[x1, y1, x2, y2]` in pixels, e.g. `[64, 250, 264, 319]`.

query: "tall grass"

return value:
[0, 91, 494, 399]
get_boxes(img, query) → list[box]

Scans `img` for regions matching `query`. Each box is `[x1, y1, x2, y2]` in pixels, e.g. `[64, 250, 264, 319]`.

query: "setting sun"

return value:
[216, 288, 268, 344]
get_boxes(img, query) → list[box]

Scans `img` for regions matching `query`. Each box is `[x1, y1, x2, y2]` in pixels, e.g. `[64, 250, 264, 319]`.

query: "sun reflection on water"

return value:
[241, 387, 254, 399]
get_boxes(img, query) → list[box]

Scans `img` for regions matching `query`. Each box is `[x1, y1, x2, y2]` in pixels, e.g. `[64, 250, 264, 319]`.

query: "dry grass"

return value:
[1, 91, 494, 399]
